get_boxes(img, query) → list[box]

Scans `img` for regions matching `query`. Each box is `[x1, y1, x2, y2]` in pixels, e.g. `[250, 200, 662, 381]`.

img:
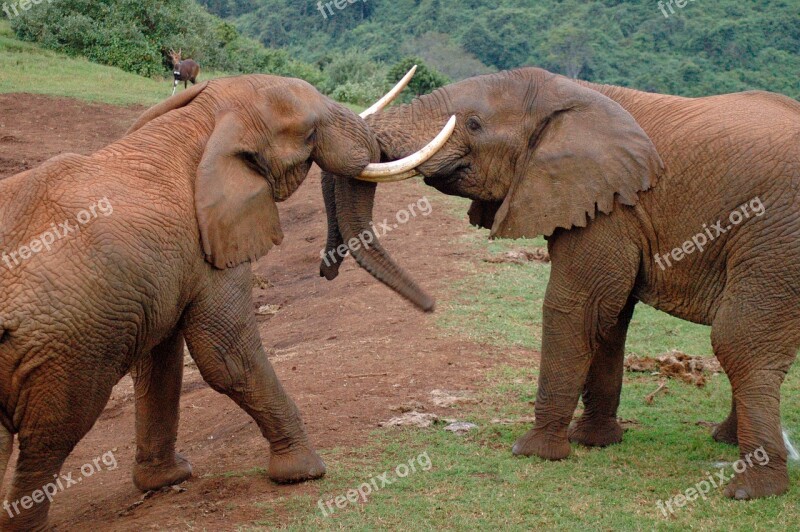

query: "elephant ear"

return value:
[195, 110, 283, 269]
[491, 76, 664, 239]
[126, 81, 209, 134]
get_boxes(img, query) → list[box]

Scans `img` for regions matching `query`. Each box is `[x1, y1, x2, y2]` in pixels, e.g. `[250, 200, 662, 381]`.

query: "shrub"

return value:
[10, 0, 325, 84]
[387, 57, 449, 103]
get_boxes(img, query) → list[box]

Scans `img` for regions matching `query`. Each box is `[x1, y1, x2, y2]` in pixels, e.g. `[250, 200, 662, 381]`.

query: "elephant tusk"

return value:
[359, 168, 419, 183]
[359, 66, 417, 118]
[356, 116, 456, 182]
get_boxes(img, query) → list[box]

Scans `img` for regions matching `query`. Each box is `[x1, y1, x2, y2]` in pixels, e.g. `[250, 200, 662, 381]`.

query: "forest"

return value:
[9, 0, 800, 105]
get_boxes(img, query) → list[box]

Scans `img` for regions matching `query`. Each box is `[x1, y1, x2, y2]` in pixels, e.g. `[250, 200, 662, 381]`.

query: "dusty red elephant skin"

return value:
[0, 74, 414, 530]
[0, 92, 509, 530]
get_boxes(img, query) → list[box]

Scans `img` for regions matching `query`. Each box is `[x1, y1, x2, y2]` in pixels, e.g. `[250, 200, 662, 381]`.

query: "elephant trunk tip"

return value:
[319, 262, 341, 281]
[418, 294, 436, 313]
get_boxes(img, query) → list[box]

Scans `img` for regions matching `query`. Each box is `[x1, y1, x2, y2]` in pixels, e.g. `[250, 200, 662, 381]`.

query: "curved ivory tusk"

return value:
[356, 115, 457, 182]
[358, 168, 420, 183]
[360, 65, 417, 118]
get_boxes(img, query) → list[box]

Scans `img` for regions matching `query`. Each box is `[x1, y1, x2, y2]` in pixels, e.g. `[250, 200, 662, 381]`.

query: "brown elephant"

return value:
[0, 73, 447, 530]
[321, 67, 800, 500]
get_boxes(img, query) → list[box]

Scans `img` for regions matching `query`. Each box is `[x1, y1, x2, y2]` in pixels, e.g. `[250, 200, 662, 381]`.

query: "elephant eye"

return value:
[305, 129, 317, 145]
[466, 117, 482, 133]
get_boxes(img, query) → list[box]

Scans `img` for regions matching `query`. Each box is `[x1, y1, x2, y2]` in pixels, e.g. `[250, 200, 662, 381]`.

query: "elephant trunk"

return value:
[320, 172, 345, 280]
[319, 101, 442, 311]
[366, 103, 425, 162]
[322, 171, 434, 312]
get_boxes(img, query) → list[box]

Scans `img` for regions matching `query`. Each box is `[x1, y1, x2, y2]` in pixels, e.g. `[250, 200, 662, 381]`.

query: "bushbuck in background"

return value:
[169, 49, 200, 96]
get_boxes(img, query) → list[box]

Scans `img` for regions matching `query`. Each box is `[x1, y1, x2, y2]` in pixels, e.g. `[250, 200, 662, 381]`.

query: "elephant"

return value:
[0, 72, 448, 530]
[321, 67, 800, 500]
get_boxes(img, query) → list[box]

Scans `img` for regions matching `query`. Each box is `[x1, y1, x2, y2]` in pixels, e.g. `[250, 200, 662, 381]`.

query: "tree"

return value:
[543, 24, 594, 79]
[387, 57, 449, 101]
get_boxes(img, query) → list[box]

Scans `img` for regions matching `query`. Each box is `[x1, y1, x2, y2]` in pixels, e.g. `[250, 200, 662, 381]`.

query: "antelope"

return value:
[169, 49, 200, 96]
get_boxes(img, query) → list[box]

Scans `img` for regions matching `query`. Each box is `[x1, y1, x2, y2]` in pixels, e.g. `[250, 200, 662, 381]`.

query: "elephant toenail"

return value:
[735, 489, 750, 500]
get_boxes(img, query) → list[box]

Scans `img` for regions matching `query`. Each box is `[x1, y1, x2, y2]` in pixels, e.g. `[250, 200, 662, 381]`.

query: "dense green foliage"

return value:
[202, 0, 799, 99]
[387, 57, 450, 102]
[9, 0, 798, 103]
[8, 0, 448, 105]
[9, 0, 323, 83]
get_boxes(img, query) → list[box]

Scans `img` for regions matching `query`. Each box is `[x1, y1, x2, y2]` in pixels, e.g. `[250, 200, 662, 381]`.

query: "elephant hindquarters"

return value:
[0, 344, 120, 530]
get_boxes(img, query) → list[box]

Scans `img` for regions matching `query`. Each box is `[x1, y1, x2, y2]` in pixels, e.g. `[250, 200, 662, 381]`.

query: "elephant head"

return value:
[126, 73, 451, 310]
[352, 67, 664, 240]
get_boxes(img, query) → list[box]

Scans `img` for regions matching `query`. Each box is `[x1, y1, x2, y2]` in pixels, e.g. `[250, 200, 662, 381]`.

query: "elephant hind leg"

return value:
[131, 330, 192, 492]
[1, 362, 117, 530]
[712, 396, 738, 445]
[711, 283, 800, 500]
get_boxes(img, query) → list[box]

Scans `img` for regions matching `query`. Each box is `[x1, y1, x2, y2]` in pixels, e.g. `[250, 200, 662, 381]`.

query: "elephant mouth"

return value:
[422, 160, 471, 194]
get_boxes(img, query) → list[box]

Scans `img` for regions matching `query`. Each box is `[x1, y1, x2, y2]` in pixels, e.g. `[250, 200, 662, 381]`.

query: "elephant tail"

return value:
[0, 423, 12, 501]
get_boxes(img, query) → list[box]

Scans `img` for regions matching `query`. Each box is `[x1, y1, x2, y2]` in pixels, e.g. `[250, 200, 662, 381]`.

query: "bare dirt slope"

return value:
[0, 93, 518, 530]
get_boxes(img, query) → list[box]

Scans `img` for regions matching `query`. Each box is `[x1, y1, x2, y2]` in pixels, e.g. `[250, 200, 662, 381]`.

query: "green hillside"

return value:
[203, 0, 800, 100]
[5, 0, 798, 107]
[6, 0, 324, 84]
[0, 19, 367, 111]
[0, 20, 162, 105]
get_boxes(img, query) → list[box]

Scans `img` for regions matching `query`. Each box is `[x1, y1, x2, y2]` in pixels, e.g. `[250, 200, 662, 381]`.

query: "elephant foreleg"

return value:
[512, 225, 639, 461]
[512, 300, 593, 460]
[183, 267, 325, 483]
[568, 296, 637, 448]
[131, 331, 192, 492]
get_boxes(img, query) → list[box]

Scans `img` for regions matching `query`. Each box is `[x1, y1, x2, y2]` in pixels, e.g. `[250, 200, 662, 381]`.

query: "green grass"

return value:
[0, 20, 365, 112]
[0, 21, 160, 105]
[246, 367, 800, 530]
[245, 211, 800, 530]
[0, 20, 231, 105]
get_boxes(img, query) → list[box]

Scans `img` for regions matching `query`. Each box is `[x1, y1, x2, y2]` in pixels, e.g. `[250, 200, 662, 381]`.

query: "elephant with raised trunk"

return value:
[322, 67, 800, 500]
[0, 72, 450, 530]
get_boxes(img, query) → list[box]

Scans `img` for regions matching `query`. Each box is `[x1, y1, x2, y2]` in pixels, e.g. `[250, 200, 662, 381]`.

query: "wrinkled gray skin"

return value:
[323, 67, 800, 500]
[0, 75, 397, 530]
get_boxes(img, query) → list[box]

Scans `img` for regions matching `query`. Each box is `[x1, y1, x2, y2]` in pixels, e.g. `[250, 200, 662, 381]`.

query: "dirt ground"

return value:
[0, 94, 522, 530]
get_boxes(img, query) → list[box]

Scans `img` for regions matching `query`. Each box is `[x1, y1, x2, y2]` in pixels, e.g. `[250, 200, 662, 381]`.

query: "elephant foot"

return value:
[268, 445, 326, 484]
[512, 427, 571, 461]
[724, 465, 788, 500]
[568, 416, 623, 447]
[712, 417, 739, 446]
[133, 453, 193, 492]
